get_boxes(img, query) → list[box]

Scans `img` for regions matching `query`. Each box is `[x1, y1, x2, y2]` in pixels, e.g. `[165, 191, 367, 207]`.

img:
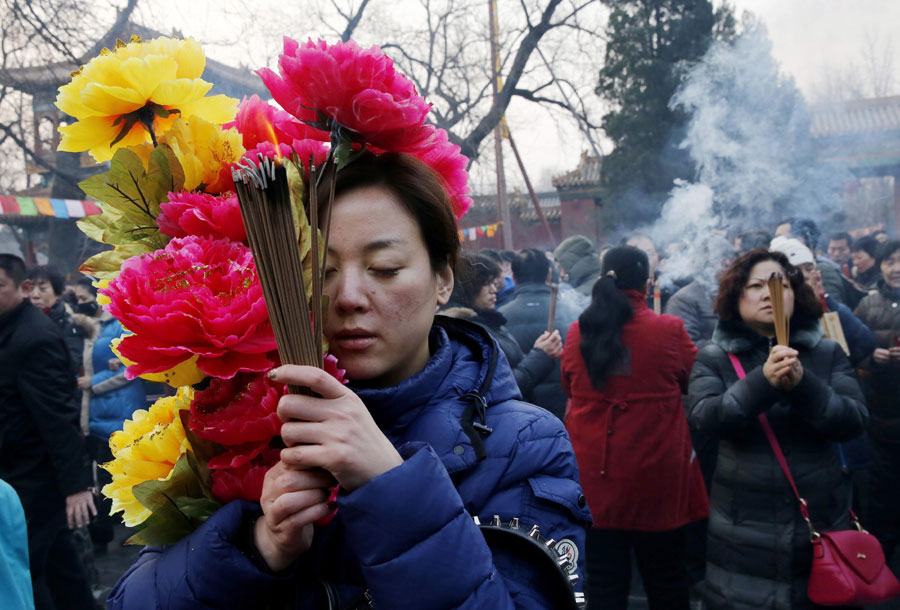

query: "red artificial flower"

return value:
[210, 447, 281, 504]
[226, 94, 319, 150]
[157, 191, 248, 243]
[258, 38, 433, 152]
[102, 235, 277, 380]
[189, 371, 285, 446]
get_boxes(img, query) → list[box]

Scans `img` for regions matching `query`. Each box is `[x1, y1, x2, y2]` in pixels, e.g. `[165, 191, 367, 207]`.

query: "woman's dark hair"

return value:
[578, 246, 649, 389]
[76, 276, 98, 296]
[876, 239, 900, 266]
[851, 235, 878, 258]
[447, 254, 501, 309]
[829, 231, 852, 246]
[714, 248, 823, 322]
[27, 265, 64, 297]
[316, 151, 460, 272]
[511, 248, 550, 284]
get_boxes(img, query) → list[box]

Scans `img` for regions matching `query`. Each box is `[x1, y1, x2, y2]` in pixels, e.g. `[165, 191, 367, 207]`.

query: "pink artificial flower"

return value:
[240, 139, 329, 173]
[408, 126, 472, 219]
[157, 191, 248, 243]
[290, 138, 330, 170]
[189, 371, 285, 446]
[226, 94, 319, 150]
[323, 353, 348, 385]
[258, 38, 433, 152]
[102, 236, 277, 380]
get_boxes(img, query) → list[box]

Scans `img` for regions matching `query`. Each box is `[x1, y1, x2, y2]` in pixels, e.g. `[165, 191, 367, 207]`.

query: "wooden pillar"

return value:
[894, 172, 900, 236]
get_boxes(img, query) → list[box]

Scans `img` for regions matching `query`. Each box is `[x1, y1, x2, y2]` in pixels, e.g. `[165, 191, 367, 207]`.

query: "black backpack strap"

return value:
[433, 316, 498, 461]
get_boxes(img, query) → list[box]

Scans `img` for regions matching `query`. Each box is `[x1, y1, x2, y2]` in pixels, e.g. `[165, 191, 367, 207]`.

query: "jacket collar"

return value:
[877, 280, 900, 302]
[350, 318, 520, 474]
[511, 282, 550, 297]
[624, 289, 648, 309]
[712, 315, 823, 353]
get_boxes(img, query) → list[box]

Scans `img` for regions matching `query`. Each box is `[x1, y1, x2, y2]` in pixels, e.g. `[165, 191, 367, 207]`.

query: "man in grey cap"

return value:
[0, 247, 96, 610]
[553, 235, 603, 298]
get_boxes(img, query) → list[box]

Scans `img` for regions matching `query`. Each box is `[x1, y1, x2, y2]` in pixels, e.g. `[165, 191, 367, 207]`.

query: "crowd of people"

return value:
[2, 201, 899, 609]
[0, 252, 146, 609]
[431, 215, 895, 609]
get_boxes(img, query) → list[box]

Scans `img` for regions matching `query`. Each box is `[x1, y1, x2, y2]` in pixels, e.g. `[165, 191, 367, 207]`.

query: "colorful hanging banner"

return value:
[0, 195, 101, 219]
[458, 222, 502, 242]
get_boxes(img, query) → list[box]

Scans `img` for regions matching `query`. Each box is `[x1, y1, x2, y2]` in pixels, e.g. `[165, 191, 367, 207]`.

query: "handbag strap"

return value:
[726, 352, 820, 539]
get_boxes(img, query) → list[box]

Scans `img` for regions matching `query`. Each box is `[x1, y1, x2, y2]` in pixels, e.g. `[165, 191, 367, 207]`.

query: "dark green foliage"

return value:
[596, 0, 735, 224]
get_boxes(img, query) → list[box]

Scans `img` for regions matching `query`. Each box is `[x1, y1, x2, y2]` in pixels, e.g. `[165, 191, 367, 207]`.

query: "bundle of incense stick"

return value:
[768, 272, 790, 346]
[652, 281, 662, 315]
[232, 154, 327, 394]
[547, 283, 559, 332]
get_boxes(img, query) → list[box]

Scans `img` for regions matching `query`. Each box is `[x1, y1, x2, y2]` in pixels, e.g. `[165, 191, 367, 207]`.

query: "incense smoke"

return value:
[648, 18, 851, 290]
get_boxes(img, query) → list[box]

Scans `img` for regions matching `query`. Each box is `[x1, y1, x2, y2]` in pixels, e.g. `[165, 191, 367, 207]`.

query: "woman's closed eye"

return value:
[372, 268, 400, 277]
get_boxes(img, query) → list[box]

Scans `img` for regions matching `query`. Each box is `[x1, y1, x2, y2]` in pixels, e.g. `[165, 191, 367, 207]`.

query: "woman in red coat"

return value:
[561, 245, 708, 610]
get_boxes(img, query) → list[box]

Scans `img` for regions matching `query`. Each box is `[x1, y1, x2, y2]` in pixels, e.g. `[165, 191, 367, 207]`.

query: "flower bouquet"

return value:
[57, 34, 471, 544]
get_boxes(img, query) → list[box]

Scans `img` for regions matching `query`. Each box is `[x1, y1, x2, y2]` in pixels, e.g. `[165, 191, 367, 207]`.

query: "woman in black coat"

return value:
[688, 248, 867, 610]
[440, 254, 562, 398]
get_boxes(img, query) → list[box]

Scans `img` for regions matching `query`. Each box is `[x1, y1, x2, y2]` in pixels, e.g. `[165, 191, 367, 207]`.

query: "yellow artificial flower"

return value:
[157, 115, 245, 193]
[102, 388, 194, 527]
[56, 36, 237, 162]
[94, 279, 111, 306]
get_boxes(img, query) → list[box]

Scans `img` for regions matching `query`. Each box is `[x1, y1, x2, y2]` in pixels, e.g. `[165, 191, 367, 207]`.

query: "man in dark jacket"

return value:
[665, 280, 718, 349]
[500, 249, 580, 420]
[0, 253, 97, 610]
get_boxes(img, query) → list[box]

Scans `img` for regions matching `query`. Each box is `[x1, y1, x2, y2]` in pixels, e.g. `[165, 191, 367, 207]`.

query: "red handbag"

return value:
[728, 354, 900, 606]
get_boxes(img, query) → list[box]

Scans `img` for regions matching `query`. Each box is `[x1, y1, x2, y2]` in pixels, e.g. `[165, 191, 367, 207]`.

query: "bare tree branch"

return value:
[337, 0, 373, 42]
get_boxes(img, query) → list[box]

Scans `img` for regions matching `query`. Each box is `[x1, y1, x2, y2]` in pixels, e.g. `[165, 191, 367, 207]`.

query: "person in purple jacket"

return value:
[108, 151, 592, 610]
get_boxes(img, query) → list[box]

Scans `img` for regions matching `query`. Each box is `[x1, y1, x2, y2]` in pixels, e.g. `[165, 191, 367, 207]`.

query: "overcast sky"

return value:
[148, 0, 900, 192]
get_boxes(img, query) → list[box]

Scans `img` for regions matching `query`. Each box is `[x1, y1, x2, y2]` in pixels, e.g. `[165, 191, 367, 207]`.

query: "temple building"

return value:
[0, 21, 267, 269]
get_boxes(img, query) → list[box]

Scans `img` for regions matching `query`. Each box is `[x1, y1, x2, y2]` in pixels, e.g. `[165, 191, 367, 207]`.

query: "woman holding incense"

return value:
[560, 245, 707, 610]
[440, 253, 563, 400]
[688, 248, 867, 610]
[107, 151, 592, 610]
[853, 239, 900, 568]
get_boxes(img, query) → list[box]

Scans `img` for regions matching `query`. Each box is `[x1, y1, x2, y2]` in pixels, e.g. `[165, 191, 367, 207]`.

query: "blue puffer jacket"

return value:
[88, 317, 145, 440]
[107, 317, 592, 609]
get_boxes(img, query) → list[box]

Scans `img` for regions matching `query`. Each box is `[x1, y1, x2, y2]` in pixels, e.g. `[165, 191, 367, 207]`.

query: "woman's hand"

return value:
[76, 376, 92, 390]
[253, 462, 335, 572]
[534, 330, 563, 359]
[271, 366, 404, 493]
[873, 348, 892, 365]
[763, 345, 803, 391]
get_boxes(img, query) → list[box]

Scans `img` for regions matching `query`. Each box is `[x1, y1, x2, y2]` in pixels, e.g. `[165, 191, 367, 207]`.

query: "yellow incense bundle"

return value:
[768, 273, 790, 346]
[232, 154, 327, 394]
[547, 283, 559, 332]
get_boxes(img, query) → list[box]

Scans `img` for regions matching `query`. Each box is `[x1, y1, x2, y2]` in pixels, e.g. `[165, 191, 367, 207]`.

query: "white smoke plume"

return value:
[648, 17, 851, 290]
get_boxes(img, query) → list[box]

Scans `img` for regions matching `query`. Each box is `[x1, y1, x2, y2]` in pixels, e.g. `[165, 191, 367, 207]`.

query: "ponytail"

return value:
[578, 245, 649, 389]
